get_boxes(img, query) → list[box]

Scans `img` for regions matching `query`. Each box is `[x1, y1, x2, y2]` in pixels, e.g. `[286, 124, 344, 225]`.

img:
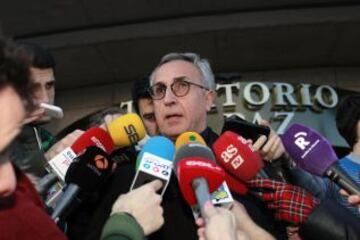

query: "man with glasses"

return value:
[66, 52, 279, 240]
[146, 52, 285, 239]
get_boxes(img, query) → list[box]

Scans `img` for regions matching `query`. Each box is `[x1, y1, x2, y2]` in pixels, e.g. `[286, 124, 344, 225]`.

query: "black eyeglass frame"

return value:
[148, 77, 210, 100]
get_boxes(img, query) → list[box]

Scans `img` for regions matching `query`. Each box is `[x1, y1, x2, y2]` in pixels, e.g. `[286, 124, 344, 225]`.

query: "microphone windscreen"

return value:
[174, 143, 216, 169]
[108, 113, 146, 147]
[65, 146, 113, 192]
[175, 132, 206, 149]
[176, 157, 225, 206]
[135, 136, 175, 170]
[224, 172, 248, 195]
[71, 127, 114, 155]
[213, 131, 263, 181]
[282, 123, 338, 176]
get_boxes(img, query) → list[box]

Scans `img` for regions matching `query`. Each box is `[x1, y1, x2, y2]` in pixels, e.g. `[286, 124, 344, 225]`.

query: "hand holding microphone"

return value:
[196, 201, 240, 240]
[45, 129, 85, 160]
[256, 120, 286, 162]
[51, 146, 114, 221]
[247, 177, 320, 225]
[340, 189, 360, 209]
[111, 180, 164, 235]
[282, 123, 360, 195]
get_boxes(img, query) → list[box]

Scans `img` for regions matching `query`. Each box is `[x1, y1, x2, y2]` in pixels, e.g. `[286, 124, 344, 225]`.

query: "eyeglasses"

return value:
[148, 77, 210, 100]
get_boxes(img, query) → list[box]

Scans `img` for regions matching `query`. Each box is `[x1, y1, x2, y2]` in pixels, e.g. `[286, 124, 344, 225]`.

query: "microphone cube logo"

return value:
[49, 147, 77, 181]
[293, 131, 320, 159]
[124, 124, 140, 145]
[140, 152, 172, 180]
[294, 132, 310, 150]
[220, 144, 244, 169]
[91, 136, 107, 153]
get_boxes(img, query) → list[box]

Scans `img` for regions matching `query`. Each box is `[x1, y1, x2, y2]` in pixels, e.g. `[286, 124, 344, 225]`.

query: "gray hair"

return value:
[149, 52, 216, 91]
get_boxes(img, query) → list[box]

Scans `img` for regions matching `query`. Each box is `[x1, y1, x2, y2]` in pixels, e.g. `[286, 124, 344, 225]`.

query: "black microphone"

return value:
[51, 146, 113, 222]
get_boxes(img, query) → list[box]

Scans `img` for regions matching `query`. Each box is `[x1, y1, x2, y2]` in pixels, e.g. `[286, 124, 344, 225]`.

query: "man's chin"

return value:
[161, 127, 186, 140]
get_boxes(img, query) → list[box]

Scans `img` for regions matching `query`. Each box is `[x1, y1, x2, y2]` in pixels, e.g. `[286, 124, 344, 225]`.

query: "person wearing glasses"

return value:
[66, 53, 280, 240]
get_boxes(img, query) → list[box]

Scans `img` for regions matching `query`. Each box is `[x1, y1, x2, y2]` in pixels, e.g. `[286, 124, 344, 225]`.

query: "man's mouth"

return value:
[165, 114, 182, 120]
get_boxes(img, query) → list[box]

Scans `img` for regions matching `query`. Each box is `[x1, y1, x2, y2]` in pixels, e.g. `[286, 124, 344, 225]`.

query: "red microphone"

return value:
[71, 127, 114, 155]
[213, 131, 264, 182]
[224, 171, 248, 195]
[176, 157, 225, 207]
[48, 127, 114, 181]
[174, 143, 225, 216]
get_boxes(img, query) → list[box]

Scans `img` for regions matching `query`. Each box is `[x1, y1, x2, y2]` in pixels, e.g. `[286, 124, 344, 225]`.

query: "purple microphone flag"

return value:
[282, 124, 338, 176]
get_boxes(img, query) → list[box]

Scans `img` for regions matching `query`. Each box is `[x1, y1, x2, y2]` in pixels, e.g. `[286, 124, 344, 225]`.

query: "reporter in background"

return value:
[101, 180, 164, 240]
[10, 42, 85, 183]
[0, 38, 66, 240]
[10, 42, 57, 178]
[131, 76, 159, 136]
[331, 94, 360, 216]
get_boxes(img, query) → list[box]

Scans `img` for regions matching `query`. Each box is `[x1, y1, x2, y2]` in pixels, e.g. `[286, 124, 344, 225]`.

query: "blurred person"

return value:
[0, 38, 66, 240]
[131, 76, 159, 136]
[101, 180, 164, 240]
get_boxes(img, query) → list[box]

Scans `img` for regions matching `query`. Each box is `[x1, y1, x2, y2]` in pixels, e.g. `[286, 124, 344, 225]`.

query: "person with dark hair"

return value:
[0, 38, 66, 240]
[330, 94, 360, 216]
[131, 76, 159, 136]
[10, 41, 57, 179]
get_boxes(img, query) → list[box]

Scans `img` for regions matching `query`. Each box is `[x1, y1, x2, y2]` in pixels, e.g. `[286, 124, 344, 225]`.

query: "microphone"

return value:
[107, 113, 146, 148]
[51, 146, 113, 222]
[175, 132, 236, 209]
[130, 136, 175, 196]
[174, 142, 225, 216]
[213, 131, 264, 182]
[282, 123, 360, 195]
[48, 127, 114, 181]
[222, 115, 270, 142]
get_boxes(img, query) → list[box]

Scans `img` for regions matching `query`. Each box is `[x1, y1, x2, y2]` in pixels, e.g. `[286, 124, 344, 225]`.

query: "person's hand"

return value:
[100, 114, 123, 131]
[22, 105, 45, 125]
[252, 120, 287, 162]
[111, 180, 164, 236]
[45, 129, 84, 160]
[196, 201, 243, 240]
[247, 177, 320, 224]
[231, 201, 275, 240]
[340, 189, 360, 208]
[286, 226, 302, 240]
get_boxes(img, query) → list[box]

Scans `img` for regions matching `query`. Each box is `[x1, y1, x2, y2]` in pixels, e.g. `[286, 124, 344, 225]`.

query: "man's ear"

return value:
[205, 90, 215, 112]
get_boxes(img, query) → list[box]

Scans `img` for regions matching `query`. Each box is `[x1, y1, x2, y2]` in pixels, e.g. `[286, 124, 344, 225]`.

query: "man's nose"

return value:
[163, 86, 177, 104]
[34, 87, 49, 103]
